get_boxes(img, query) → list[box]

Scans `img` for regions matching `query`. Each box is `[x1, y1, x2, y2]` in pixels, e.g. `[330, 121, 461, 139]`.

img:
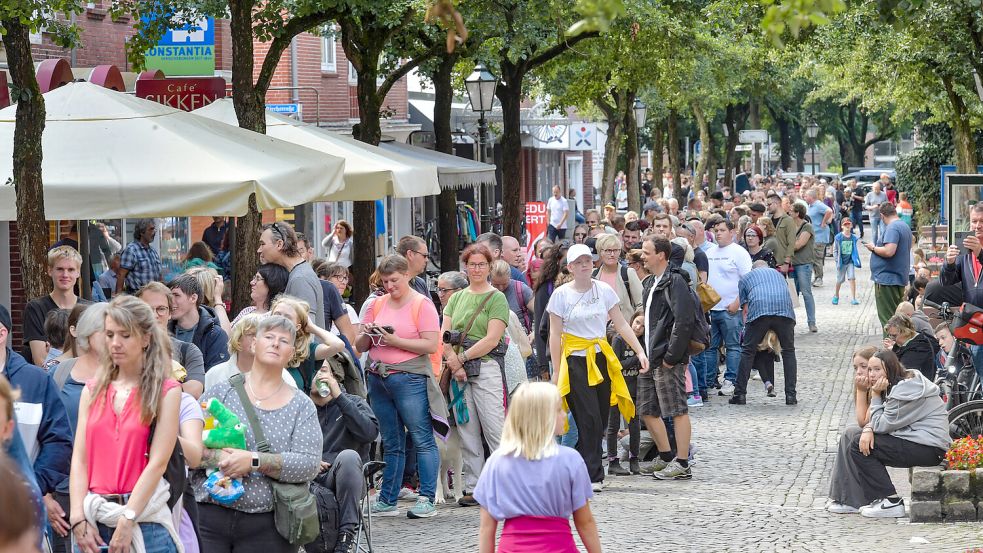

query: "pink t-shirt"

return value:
[361, 292, 440, 365]
[85, 378, 181, 495]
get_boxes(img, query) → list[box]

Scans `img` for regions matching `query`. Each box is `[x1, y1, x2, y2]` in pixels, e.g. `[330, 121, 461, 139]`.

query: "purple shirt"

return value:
[473, 446, 593, 521]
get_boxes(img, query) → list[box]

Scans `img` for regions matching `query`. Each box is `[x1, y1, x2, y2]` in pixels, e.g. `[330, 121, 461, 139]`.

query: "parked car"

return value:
[841, 168, 895, 185]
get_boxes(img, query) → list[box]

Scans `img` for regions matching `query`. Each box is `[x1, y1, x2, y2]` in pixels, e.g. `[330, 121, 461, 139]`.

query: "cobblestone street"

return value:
[370, 251, 983, 552]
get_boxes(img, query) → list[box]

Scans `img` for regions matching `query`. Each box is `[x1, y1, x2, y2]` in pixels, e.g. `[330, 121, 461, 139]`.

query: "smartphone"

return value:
[380, 325, 395, 334]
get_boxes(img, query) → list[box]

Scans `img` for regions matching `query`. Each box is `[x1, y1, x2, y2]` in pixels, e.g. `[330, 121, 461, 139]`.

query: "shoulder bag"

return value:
[230, 374, 320, 546]
[439, 291, 495, 396]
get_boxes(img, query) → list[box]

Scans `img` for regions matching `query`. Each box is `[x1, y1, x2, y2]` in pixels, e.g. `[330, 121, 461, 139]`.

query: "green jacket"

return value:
[772, 212, 797, 264]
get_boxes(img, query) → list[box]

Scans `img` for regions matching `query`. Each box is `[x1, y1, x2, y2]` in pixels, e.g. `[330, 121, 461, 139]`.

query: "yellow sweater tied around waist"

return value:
[558, 333, 635, 423]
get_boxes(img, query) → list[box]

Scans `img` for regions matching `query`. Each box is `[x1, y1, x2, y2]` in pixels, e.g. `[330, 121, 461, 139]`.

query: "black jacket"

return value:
[168, 305, 230, 371]
[316, 393, 379, 465]
[642, 269, 695, 366]
[941, 251, 983, 308]
[893, 332, 937, 381]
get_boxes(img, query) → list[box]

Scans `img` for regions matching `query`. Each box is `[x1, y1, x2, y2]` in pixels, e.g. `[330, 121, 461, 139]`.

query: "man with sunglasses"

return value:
[396, 235, 433, 299]
[258, 221, 325, 327]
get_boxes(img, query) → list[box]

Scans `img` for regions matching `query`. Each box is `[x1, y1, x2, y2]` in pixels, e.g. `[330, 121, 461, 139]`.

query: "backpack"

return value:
[593, 265, 636, 306]
[513, 280, 532, 331]
[147, 418, 188, 511]
[662, 273, 710, 355]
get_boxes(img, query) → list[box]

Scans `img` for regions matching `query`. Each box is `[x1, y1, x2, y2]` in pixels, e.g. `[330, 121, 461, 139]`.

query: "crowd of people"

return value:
[0, 168, 968, 553]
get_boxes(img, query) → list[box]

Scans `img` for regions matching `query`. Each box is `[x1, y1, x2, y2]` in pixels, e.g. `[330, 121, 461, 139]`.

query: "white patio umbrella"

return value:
[193, 99, 440, 200]
[377, 140, 497, 189]
[0, 82, 346, 220]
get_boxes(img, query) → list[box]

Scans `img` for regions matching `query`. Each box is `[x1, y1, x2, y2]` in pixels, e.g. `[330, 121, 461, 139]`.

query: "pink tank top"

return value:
[85, 379, 180, 495]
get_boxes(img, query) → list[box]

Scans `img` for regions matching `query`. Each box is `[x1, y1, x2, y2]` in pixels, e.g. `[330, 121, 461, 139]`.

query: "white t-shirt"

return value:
[705, 242, 753, 311]
[644, 271, 666, 357]
[547, 196, 569, 229]
[546, 280, 619, 356]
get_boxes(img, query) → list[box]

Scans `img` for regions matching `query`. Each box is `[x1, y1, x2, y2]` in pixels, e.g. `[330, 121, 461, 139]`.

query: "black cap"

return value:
[0, 305, 10, 333]
[748, 202, 766, 214]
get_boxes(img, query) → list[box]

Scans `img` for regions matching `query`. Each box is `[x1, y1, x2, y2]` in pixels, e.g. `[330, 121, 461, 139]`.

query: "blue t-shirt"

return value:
[807, 201, 831, 244]
[870, 219, 912, 286]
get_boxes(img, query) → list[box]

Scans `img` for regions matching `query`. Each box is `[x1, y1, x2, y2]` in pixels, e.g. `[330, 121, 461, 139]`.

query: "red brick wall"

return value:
[7, 224, 25, 350]
[583, 150, 594, 211]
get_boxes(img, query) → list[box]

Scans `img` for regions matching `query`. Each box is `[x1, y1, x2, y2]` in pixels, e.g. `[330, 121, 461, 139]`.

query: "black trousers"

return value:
[566, 355, 611, 483]
[735, 316, 797, 397]
[198, 502, 295, 553]
[315, 449, 366, 534]
[847, 433, 946, 502]
[606, 374, 640, 460]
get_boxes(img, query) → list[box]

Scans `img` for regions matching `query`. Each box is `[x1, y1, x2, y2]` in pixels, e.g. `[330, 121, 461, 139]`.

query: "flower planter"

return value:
[909, 466, 983, 522]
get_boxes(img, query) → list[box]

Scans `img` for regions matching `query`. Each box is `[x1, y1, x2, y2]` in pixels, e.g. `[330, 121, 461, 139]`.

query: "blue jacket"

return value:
[833, 232, 862, 269]
[169, 305, 230, 371]
[941, 251, 983, 308]
[3, 347, 72, 495]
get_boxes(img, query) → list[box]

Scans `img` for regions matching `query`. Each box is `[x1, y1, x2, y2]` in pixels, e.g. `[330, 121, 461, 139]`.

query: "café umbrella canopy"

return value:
[0, 82, 346, 220]
[193, 99, 440, 200]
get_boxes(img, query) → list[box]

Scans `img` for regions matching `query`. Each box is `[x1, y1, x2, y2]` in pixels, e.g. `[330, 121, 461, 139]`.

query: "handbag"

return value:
[786, 275, 800, 308]
[230, 374, 320, 546]
[439, 291, 496, 395]
[695, 281, 721, 313]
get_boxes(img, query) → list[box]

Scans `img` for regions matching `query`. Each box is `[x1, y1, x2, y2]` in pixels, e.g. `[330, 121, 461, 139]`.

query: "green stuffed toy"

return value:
[202, 398, 246, 450]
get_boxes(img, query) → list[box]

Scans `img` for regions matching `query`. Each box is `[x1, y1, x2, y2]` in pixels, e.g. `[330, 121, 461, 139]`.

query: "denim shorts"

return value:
[836, 264, 855, 283]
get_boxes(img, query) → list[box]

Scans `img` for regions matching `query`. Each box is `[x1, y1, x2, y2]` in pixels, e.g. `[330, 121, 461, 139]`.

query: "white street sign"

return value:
[739, 129, 768, 143]
[735, 144, 753, 152]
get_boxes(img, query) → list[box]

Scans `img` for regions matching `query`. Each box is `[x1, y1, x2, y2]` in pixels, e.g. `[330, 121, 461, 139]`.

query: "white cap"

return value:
[566, 243, 596, 264]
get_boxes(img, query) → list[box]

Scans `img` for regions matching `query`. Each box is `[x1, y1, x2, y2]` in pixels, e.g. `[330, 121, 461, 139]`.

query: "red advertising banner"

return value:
[135, 77, 226, 111]
[525, 202, 547, 265]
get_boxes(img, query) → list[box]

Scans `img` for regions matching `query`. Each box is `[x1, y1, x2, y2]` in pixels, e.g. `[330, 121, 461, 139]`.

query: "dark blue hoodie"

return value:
[3, 347, 72, 495]
[168, 305, 230, 372]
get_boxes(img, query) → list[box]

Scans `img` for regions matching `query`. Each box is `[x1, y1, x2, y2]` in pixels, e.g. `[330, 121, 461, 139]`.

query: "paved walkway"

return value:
[369, 249, 983, 552]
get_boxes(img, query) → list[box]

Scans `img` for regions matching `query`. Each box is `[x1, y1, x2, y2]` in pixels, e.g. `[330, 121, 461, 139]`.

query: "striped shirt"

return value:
[739, 267, 795, 324]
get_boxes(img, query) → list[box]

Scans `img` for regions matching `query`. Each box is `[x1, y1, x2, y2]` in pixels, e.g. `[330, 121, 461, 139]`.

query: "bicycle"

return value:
[414, 218, 441, 270]
[924, 300, 983, 439]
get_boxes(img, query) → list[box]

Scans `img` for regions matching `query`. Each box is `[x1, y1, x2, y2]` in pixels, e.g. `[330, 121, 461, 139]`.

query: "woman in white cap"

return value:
[546, 243, 649, 491]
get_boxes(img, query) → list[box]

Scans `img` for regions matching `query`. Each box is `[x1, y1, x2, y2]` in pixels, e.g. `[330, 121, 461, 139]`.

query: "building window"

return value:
[321, 32, 336, 72]
[348, 61, 358, 85]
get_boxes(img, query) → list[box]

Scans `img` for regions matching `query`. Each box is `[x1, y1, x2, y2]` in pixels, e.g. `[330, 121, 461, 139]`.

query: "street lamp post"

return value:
[633, 98, 647, 198]
[807, 121, 820, 175]
[465, 64, 498, 221]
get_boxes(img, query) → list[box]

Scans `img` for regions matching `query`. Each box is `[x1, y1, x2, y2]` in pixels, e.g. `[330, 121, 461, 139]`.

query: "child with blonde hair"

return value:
[474, 383, 600, 553]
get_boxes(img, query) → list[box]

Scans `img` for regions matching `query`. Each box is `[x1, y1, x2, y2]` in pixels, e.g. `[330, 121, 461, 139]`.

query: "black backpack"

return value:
[148, 419, 187, 510]
[662, 272, 710, 355]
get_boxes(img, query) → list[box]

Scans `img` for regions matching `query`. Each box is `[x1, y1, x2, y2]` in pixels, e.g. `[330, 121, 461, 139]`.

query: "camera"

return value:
[443, 330, 463, 344]
[368, 324, 395, 335]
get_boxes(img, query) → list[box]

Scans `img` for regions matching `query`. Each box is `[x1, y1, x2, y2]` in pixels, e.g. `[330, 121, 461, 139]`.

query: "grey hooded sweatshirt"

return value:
[868, 370, 952, 451]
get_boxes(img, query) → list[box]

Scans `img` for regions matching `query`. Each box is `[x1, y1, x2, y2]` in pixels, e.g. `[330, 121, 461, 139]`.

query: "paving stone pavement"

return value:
[368, 249, 983, 552]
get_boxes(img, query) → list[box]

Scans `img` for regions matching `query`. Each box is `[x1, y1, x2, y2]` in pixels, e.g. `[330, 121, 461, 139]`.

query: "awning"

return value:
[194, 99, 441, 201]
[377, 141, 496, 190]
[0, 83, 345, 220]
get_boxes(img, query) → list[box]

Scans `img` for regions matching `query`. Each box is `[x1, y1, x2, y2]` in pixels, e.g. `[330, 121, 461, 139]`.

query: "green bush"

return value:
[895, 122, 953, 230]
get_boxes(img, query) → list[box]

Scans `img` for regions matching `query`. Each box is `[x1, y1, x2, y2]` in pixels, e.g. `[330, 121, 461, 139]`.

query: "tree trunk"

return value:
[227, 0, 265, 313]
[942, 74, 978, 173]
[432, 53, 459, 271]
[776, 116, 792, 171]
[350, 74, 385, 306]
[668, 109, 682, 199]
[2, 20, 50, 301]
[497, 76, 523, 238]
[705, 122, 717, 189]
[692, 102, 710, 189]
[596, 92, 626, 208]
[652, 119, 665, 193]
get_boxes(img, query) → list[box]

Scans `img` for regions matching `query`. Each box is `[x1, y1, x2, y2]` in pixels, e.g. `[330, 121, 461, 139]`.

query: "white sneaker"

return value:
[751, 369, 761, 381]
[398, 487, 419, 502]
[826, 501, 859, 514]
[860, 498, 905, 518]
[718, 380, 735, 396]
[591, 481, 605, 492]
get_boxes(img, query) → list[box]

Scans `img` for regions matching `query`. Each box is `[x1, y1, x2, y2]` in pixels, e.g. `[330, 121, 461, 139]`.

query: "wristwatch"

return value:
[251, 452, 261, 469]
[122, 508, 137, 522]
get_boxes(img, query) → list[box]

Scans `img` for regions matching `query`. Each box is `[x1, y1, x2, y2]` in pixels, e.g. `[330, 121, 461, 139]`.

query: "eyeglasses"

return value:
[466, 262, 489, 270]
[600, 248, 620, 255]
[250, 274, 265, 283]
[153, 306, 171, 315]
[437, 287, 461, 294]
[268, 222, 286, 243]
[410, 249, 429, 258]
[887, 332, 899, 340]
[330, 274, 349, 283]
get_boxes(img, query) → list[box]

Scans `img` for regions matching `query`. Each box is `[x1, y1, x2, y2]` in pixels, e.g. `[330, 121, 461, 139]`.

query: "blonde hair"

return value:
[594, 232, 622, 253]
[498, 382, 561, 461]
[47, 245, 82, 268]
[93, 295, 172, 424]
[269, 295, 313, 367]
[229, 313, 262, 355]
[0, 374, 20, 421]
[756, 217, 775, 237]
[186, 266, 220, 307]
[490, 259, 512, 280]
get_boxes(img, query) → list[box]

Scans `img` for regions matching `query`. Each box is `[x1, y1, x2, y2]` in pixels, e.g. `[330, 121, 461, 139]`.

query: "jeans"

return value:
[367, 371, 439, 503]
[687, 361, 698, 397]
[560, 412, 579, 448]
[969, 344, 983, 390]
[870, 214, 884, 244]
[74, 522, 176, 553]
[792, 264, 816, 326]
[198, 503, 293, 553]
[691, 346, 710, 398]
[708, 310, 742, 384]
[851, 210, 864, 238]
